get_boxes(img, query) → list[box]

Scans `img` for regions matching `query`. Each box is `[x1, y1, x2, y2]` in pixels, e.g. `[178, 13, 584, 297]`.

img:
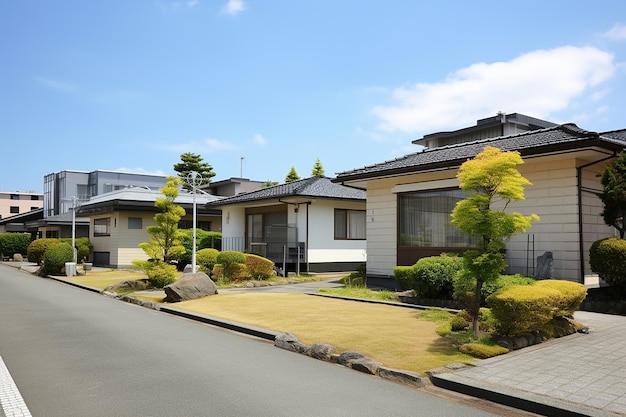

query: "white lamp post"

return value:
[186, 171, 203, 273]
[63, 196, 79, 264]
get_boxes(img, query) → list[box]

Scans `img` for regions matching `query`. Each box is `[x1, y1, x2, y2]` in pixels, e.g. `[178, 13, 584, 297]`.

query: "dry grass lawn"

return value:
[63, 270, 475, 373]
[176, 293, 475, 373]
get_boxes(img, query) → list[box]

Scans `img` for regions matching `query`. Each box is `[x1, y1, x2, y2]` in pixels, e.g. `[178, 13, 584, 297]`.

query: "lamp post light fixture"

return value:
[186, 171, 203, 273]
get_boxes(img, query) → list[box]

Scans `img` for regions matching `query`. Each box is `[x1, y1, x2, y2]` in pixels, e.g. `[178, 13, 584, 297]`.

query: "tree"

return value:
[285, 166, 300, 183]
[173, 152, 216, 191]
[311, 158, 325, 176]
[262, 179, 278, 188]
[139, 176, 187, 264]
[599, 151, 626, 239]
[450, 146, 539, 338]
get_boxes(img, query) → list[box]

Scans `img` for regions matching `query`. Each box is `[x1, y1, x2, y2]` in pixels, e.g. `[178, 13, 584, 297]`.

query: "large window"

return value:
[399, 189, 476, 248]
[10, 206, 19, 214]
[128, 217, 143, 229]
[334, 209, 366, 240]
[94, 218, 111, 236]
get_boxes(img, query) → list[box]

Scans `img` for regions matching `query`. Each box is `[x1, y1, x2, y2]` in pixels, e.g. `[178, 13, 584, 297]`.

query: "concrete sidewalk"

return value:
[431, 311, 626, 417]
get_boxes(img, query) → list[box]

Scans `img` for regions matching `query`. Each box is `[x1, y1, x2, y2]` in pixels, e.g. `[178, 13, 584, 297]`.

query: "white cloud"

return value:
[222, 0, 245, 15]
[371, 46, 615, 134]
[252, 133, 267, 146]
[157, 1, 199, 12]
[603, 23, 626, 40]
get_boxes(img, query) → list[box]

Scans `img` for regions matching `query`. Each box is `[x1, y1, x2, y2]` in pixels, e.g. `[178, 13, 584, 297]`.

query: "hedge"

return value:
[535, 280, 587, 317]
[0, 233, 31, 257]
[196, 248, 220, 275]
[41, 242, 74, 276]
[59, 237, 93, 263]
[487, 285, 562, 336]
[28, 238, 61, 265]
[393, 254, 462, 298]
[216, 251, 246, 282]
[199, 232, 222, 250]
[244, 253, 274, 280]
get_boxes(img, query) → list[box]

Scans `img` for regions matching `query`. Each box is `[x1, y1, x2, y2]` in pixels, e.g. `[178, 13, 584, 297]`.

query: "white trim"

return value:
[391, 178, 459, 194]
[0, 355, 32, 417]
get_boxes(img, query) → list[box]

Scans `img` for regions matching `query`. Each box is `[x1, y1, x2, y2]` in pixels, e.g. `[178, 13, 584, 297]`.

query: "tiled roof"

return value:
[335, 124, 626, 182]
[206, 176, 365, 206]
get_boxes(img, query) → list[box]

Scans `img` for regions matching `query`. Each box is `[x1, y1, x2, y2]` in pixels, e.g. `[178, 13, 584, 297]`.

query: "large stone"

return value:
[348, 357, 381, 375]
[163, 272, 218, 303]
[306, 343, 336, 360]
[378, 367, 427, 388]
[13, 253, 23, 262]
[337, 351, 366, 366]
[535, 251, 554, 279]
[275, 332, 308, 353]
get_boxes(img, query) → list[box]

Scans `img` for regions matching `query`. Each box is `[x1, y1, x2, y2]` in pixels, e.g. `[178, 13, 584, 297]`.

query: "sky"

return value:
[2, 1, 626, 193]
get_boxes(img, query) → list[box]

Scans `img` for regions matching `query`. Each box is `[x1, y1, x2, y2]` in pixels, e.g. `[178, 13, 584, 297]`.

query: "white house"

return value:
[207, 176, 366, 273]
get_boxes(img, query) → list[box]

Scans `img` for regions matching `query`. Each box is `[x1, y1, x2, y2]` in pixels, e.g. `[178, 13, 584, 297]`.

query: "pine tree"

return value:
[285, 167, 301, 183]
[311, 158, 325, 176]
[173, 152, 216, 191]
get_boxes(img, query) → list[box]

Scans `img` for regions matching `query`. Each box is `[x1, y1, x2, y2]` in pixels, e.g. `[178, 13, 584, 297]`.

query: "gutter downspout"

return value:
[577, 153, 616, 283]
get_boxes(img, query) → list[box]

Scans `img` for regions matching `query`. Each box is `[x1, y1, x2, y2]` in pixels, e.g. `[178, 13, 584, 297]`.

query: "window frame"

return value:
[334, 208, 366, 240]
[128, 217, 143, 230]
[94, 217, 111, 237]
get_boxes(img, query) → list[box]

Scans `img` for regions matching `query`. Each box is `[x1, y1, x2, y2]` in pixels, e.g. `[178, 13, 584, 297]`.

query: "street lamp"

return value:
[186, 171, 203, 273]
[62, 196, 80, 264]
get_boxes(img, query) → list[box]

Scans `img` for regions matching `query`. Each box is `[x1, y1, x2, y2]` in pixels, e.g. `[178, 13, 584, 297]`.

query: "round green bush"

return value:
[534, 280, 587, 316]
[199, 232, 222, 250]
[0, 233, 32, 258]
[244, 253, 274, 280]
[450, 312, 470, 331]
[41, 242, 74, 276]
[196, 248, 220, 274]
[217, 251, 246, 281]
[393, 266, 414, 290]
[28, 238, 61, 265]
[60, 237, 93, 263]
[412, 254, 462, 298]
[145, 261, 177, 288]
[590, 237, 626, 287]
[487, 285, 562, 336]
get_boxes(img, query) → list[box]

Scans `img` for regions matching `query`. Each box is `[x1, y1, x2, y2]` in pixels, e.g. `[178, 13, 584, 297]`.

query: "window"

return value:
[10, 206, 19, 214]
[30, 206, 39, 211]
[128, 217, 143, 229]
[334, 209, 366, 240]
[10, 194, 19, 200]
[31, 195, 40, 201]
[398, 189, 477, 248]
[94, 218, 111, 236]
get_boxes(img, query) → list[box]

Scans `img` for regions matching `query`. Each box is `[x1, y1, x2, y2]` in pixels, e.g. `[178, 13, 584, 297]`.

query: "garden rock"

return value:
[348, 357, 381, 375]
[535, 251, 554, 279]
[275, 332, 308, 353]
[163, 272, 218, 303]
[306, 343, 336, 360]
[337, 351, 366, 366]
[13, 253, 23, 262]
[378, 367, 427, 388]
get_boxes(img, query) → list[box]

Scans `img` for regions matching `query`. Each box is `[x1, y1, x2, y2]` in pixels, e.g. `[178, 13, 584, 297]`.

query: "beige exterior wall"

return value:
[90, 211, 221, 268]
[0, 192, 43, 219]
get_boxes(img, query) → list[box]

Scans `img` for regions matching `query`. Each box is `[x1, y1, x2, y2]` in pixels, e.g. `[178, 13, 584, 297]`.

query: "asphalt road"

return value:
[0, 265, 503, 417]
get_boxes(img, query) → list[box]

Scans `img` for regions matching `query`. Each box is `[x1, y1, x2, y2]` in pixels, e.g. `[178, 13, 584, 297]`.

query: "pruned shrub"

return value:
[199, 232, 222, 250]
[176, 229, 209, 270]
[41, 242, 74, 276]
[244, 253, 274, 280]
[0, 233, 31, 258]
[216, 251, 246, 282]
[453, 272, 535, 310]
[212, 263, 247, 283]
[460, 343, 509, 359]
[28, 238, 61, 265]
[196, 248, 220, 275]
[590, 237, 626, 288]
[487, 285, 562, 336]
[535, 280, 587, 317]
[393, 266, 414, 290]
[481, 274, 535, 300]
[450, 312, 470, 331]
[60, 237, 93, 263]
[412, 254, 462, 298]
[145, 261, 178, 288]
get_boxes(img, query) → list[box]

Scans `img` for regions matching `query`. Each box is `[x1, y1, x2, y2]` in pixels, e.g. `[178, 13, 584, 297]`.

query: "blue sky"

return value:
[2, 1, 626, 193]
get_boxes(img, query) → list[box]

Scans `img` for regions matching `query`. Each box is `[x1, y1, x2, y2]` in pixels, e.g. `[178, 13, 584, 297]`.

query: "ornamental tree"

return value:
[285, 166, 300, 183]
[599, 151, 626, 239]
[451, 146, 539, 338]
[173, 152, 216, 191]
[139, 176, 187, 264]
[311, 158, 325, 176]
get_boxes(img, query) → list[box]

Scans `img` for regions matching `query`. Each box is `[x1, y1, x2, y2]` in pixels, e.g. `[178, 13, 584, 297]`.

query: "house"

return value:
[200, 177, 265, 196]
[206, 176, 366, 273]
[77, 187, 223, 268]
[334, 114, 626, 287]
